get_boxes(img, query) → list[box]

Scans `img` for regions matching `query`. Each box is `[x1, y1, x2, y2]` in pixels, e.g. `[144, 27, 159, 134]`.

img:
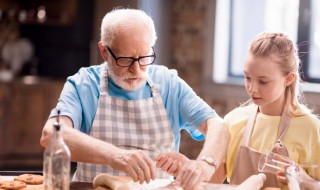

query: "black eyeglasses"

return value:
[106, 46, 156, 67]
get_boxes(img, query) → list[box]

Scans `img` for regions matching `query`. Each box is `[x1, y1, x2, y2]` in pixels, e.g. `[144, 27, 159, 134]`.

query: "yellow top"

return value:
[225, 104, 320, 183]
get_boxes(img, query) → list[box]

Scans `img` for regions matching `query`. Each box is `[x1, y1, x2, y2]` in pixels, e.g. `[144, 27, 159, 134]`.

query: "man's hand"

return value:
[109, 149, 156, 184]
[175, 160, 215, 190]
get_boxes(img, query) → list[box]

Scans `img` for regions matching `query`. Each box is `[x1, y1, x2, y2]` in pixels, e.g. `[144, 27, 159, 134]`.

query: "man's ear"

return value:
[285, 73, 296, 86]
[98, 42, 107, 61]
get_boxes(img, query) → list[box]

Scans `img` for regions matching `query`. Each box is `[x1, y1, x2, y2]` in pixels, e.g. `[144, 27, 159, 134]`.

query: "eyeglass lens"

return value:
[117, 56, 155, 66]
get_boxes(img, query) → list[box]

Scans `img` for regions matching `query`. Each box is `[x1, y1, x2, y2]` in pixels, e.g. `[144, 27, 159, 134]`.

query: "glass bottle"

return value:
[43, 111, 71, 190]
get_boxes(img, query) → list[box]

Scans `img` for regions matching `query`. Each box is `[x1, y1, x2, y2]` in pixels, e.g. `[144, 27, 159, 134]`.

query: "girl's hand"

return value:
[155, 152, 190, 176]
[276, 171, 288, 185]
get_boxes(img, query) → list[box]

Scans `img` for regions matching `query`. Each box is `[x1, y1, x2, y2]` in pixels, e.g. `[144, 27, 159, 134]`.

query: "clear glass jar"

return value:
[43, 116, 71, 190]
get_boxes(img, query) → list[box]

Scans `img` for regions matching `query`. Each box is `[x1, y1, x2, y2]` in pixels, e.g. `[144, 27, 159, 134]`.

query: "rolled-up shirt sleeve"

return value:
[49, 66, 101, 133]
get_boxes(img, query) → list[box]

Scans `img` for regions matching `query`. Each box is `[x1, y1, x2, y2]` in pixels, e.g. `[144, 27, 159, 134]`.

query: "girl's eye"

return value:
[260, 81, 268, 84]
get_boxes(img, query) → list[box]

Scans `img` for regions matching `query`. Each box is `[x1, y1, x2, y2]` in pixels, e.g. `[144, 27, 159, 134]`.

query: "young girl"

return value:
[155, 32, 320, 189]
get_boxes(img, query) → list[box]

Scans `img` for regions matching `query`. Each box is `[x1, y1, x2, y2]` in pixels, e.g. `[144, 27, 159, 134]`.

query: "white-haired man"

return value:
[40, 8, 230, 189]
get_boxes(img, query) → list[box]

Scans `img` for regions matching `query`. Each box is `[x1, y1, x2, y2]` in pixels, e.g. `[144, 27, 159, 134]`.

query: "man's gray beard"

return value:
[106, 62, 148, 91]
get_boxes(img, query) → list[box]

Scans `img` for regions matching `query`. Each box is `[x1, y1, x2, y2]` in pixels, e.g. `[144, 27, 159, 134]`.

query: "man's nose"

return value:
[128, 60, 141, 73]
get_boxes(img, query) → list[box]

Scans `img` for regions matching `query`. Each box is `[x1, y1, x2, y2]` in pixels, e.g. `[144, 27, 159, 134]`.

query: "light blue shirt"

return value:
[50, 64, 217, 149]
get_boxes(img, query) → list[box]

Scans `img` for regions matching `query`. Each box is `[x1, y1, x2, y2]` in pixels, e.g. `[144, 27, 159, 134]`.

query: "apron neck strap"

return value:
[242, 106, 258, 146]
[146, 77, 159, 97]
[277, 98, 291, 140]
[100, 63, 108, 94]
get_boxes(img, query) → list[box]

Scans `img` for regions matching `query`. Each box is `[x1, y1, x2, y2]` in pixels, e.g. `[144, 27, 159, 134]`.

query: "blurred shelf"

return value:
[0, 0, 77, 26]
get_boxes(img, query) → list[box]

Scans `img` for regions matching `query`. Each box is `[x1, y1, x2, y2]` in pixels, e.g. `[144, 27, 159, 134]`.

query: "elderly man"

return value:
[40, 8, 230, 188]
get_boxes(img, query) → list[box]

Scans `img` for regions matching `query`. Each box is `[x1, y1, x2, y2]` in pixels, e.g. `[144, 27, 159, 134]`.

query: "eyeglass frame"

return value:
[105, 46, 156, 67]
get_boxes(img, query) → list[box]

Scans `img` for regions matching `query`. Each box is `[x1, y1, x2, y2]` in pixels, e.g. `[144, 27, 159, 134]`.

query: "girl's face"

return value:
[244, 53, 291, 115]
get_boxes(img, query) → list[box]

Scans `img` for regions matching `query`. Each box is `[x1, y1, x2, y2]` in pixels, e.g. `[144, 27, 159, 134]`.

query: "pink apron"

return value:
[73, 64, 175, 182]
[230, 105, 291, 188]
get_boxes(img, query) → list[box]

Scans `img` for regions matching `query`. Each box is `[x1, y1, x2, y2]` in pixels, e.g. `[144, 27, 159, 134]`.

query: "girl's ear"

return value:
[98, 42, 107, 61]
[285, 73, 296, 86]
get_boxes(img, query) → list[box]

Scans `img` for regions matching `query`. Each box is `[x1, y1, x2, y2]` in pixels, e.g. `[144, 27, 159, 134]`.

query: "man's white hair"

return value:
[100, 8, 157, 47]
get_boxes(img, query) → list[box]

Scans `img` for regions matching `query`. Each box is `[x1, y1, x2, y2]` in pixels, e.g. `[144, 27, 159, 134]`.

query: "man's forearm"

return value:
[41, 117, 119, 166]
[63, 126, 119, 165]
[197, 117, 230, 166]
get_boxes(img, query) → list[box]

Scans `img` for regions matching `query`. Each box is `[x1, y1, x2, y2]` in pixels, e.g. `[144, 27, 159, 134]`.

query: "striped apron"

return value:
[73, 65, 175, 182]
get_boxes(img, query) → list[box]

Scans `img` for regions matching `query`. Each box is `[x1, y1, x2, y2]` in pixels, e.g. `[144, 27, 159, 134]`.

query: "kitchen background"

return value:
[0, 0, 319, 171]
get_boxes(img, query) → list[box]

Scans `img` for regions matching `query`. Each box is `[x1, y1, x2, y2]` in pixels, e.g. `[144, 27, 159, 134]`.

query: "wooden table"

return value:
[0, 171, 83, 190]
[0, 172, 281, 190]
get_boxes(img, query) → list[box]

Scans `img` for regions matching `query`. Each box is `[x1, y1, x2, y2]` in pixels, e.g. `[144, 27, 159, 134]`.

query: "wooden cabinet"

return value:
[0, 0, 77, 26]
[0, 77, 64, 170]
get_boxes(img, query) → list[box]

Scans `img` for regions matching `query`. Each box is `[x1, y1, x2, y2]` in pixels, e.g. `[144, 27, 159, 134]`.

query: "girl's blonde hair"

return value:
[245, 32, 312, 116]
